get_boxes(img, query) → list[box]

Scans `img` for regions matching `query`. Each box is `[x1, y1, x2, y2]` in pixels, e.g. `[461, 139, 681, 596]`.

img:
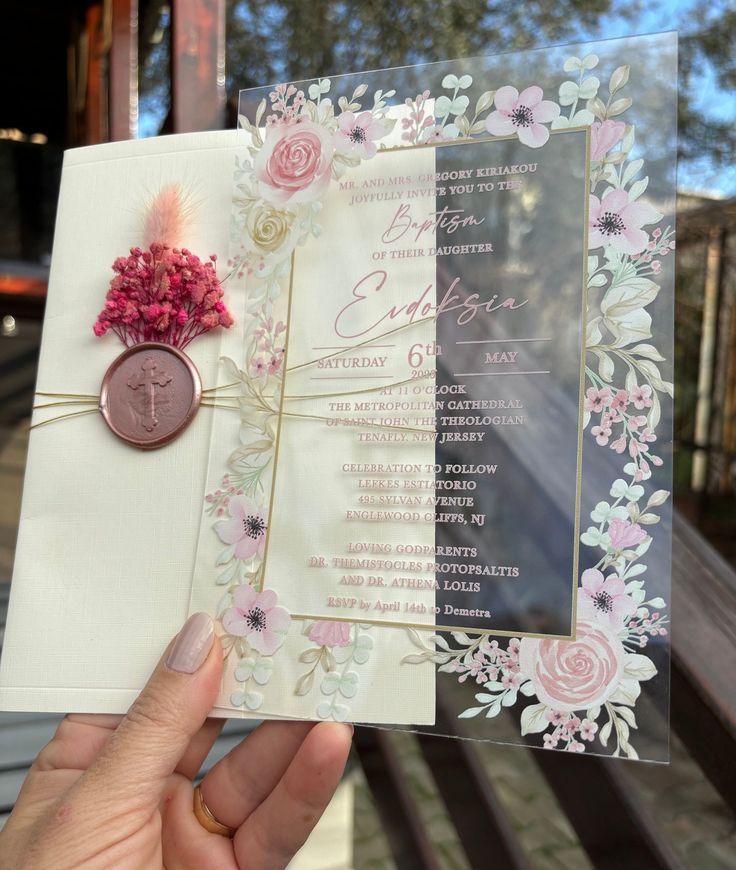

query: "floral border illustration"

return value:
[207, 49, 672, 757]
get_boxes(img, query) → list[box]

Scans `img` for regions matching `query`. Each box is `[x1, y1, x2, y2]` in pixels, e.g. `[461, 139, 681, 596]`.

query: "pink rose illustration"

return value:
[215, 495, 267, 560]
[580, 568, 636, 627]
[589, 188, 660, 255]
[223, 585, 290, 655]
[485, 85, 560, 148]
[308, 620, 351, 647]
[608, 518, 647, 550]
[590, 120, 626, 160]
[254, 120, 333, 206]
[334, 111, 384, 159]
[519, 609, 625, 711]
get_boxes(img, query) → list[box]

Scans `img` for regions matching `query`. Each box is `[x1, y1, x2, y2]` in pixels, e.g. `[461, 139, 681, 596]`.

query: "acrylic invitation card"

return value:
[193, 31, 676, 759]
[0, 32, 676, 760]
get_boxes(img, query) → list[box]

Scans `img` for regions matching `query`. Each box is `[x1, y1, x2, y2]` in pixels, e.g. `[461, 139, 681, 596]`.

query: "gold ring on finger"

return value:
[193, 784, 236, 838]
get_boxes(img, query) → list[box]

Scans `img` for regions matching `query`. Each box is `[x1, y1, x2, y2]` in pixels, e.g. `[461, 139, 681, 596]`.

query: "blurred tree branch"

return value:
[138, 0, 736, 183]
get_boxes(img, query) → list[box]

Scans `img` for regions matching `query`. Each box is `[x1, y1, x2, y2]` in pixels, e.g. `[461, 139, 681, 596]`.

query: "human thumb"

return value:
[71, 612, 221, 818]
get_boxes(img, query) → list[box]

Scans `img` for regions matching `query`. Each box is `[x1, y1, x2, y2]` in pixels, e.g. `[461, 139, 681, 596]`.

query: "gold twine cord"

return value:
[33, 400, 99, 410]
[30, 408, 99, 430]
[202, 382, 241, 394]
[36, 391, 99, 399]
[30, 358, 435, 432]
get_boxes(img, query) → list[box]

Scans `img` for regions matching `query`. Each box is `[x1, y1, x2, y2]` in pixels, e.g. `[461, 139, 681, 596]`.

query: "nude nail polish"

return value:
[166, 612, 214, 673]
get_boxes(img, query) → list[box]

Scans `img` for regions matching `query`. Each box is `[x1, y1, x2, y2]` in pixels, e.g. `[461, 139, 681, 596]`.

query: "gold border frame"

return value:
[258, 126, 591, 641]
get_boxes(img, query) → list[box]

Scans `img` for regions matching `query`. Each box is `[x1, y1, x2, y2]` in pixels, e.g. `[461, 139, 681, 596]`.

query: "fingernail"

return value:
[166, 613, 214, 674]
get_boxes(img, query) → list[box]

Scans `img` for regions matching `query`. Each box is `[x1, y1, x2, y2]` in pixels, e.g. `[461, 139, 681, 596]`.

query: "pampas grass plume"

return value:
[143, 184, 193, 248]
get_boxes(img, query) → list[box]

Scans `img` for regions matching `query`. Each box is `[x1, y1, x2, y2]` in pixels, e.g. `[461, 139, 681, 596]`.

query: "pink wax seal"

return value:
[99, 342, 202, 449]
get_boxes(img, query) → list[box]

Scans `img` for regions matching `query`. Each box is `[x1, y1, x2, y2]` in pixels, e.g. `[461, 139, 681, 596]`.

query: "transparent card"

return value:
[192, 32, 676, 761]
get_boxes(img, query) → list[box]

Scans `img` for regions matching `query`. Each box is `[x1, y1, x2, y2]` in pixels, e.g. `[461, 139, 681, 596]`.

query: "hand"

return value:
[0, 613, 352, 869]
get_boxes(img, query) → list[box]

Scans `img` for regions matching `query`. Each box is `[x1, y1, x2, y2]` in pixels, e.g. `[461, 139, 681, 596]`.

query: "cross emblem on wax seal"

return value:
[127, 356, 174, 432]
[92, 185, 233, 450]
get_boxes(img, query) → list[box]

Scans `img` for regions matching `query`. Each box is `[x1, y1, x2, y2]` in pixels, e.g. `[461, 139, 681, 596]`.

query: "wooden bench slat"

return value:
[533, 750, 685, 870]
[672, 514, 736, 731]
[416, 699, 531, 870]
[415, 733, 531, 869]
[670, 514, 736, 814]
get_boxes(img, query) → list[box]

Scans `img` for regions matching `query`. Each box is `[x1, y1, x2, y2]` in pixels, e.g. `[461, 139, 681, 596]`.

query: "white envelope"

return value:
[0, 131, 435, 724]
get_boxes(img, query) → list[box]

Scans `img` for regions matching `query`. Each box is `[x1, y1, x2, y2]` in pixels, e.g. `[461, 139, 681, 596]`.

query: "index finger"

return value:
[34, 712, 223, 780]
